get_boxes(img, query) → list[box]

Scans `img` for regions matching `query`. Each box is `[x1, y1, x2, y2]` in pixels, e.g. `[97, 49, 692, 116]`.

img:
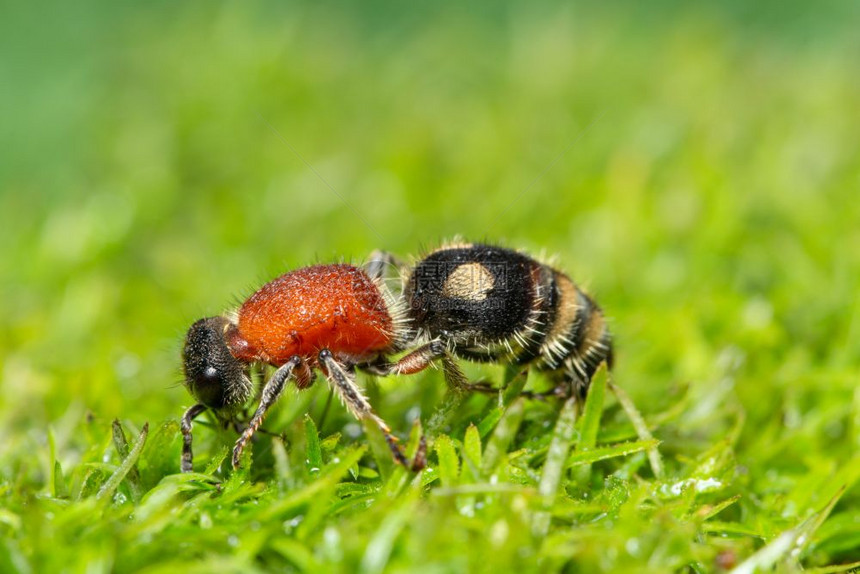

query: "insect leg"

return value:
[361, 340, 444, 376]
[180, 403, 207, 473]
[608, 378, 664, 479]
[318, 349, 425, 471]
[231, 355, 302, 469]
[363, 249, 407, 281]
[362, 340, 495, 394]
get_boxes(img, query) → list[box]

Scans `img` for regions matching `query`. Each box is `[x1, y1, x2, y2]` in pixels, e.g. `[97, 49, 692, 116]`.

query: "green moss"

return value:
[1, 1, 858, 571]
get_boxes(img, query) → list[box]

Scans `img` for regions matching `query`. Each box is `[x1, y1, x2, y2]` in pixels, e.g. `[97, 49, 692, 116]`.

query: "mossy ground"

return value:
[1, 1, 858, 572]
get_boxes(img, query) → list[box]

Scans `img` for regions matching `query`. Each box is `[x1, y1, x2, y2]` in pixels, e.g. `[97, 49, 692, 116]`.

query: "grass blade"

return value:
[609, 379, 664, 478]
[804, 561, 860, 574]
[272, 437, 293, 492]
[533, 396, 578, 537]
[202, 445, 228, 476]
[501, 366, 529, 407]
[578, 366, 606, 450]
[566, 439, 660, 468]
[360, 493, 418, 574]
[731, 486, 847, 574]
[476, 408, 503, 438]
[97, 422, 149, 502]
[304, 414, 322, 475]
[111, 419, 142, 502]
[259, 446, 367, 521]
[463, 424, 482, 478]
[434, 434, 460, 487]
[481, 398, 525, 474]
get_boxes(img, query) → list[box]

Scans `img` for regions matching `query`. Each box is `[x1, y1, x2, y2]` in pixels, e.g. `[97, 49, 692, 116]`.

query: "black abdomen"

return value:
[405, 243, 613, 397]
[405, 244, 540, 348]
[537, 270, 612, 395]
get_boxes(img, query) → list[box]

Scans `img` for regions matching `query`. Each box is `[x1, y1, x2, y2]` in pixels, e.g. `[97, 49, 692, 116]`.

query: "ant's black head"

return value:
[182, 316, 250, 410]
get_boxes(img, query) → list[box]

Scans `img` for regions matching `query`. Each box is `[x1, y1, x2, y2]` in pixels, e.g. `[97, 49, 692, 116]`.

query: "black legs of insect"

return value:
[363, 340, 496, 394]
[318, 349, 426, 471]
[363, 249, 406, 282]
[364, 250, 492, 392]
[227, 351, 425, 472]
[180, 403, 207, 473]
[363, 249, 406, 279]
[231, 355, 302, 469]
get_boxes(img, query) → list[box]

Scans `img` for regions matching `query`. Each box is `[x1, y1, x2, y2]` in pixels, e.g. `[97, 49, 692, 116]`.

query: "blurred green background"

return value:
[1, 0, 859, 571]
